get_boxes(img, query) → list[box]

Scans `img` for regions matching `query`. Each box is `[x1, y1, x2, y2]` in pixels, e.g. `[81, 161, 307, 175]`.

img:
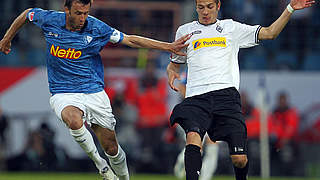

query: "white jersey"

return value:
[171, 19, 261, 98]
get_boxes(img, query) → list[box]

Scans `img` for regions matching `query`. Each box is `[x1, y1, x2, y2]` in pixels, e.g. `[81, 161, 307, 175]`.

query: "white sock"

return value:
[105, 144, 129, 180]
[70, 125, 107, 171]
[174, 148, 185, 179]
[200, 143, 219, 180]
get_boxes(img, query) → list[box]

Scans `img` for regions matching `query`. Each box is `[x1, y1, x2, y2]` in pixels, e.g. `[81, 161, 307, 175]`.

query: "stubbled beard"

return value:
[69, 18, 81, 31]
[67, 12, 81, 31]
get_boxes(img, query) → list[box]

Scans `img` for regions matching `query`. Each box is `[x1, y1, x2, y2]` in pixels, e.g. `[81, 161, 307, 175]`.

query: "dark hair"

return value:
[195, 0, 220, 5]
[64, 0, 91, 9]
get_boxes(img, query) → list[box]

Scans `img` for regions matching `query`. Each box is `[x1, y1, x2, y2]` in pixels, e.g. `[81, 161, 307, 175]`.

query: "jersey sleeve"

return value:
[27, 8, 53, 28]
[99, 23, 124, 44]
[233, 21, 262, 48]
[109, 28, 124, 44]
[170, 26, 187, 64]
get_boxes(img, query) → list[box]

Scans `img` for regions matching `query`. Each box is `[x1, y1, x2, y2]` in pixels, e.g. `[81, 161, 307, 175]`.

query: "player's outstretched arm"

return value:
[0, 8, 32, 54]
[167, 62, 181, 92]
[258, 0, 315, 40]
[121, 34, 191, 56]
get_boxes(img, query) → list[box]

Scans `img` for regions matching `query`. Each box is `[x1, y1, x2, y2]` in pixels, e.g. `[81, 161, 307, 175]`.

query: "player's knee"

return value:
[186, 132, 202, 146]
[105, 143, 118, 156]
[68, 119, 83, 130]
[65, 112, 83, 129]
[187, 131, 200, 138]
[231, 155, 248, 168]
[62, 110, 83, 129]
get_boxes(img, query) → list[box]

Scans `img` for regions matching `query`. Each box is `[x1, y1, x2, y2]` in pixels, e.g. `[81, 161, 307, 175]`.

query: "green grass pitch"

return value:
[0, 173, 318, 180]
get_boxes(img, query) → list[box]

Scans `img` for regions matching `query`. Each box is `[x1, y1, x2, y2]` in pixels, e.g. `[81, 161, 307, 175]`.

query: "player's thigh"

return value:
[221, 111, 247, 155]
[170, 96, 211, 141]
[207, 88, 247, 153]
[208, 116, 248, 155]
[91, 124, 118, 154]
[85, 91, 117, 131]
[50, 93, 86, 127]
[61, 106, 84, 129]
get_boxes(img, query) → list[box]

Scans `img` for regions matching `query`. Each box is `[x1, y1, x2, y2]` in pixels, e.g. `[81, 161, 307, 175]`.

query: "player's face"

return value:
[65, 1, 90, 31]
[196, 0, 220, 25]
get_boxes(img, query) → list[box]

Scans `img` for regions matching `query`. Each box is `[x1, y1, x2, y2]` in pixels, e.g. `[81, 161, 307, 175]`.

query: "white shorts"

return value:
[49, 90, 116, 130]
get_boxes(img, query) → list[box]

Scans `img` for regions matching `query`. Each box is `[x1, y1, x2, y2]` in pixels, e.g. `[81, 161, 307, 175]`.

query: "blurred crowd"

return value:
[2, 60, 320, 176]
[1, 0, 320, 70]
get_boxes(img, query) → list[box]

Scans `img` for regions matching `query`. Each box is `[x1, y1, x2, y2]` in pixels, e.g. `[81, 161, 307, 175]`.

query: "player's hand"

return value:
[168, 34, 191, 56]
[290, 0, 315, 10]
[167, 68, 181, 91]
[0, 39, 12, 55]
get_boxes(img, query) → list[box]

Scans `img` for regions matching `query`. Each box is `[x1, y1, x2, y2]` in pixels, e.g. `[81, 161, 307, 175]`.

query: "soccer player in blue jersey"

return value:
[0, 0, 190, 179]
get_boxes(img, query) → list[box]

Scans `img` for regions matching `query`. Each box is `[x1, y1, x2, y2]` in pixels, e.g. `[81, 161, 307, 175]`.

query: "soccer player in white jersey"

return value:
[174, 69, 219, 180]
[0, 0, 190, 179]
[167, 0, 314, 180]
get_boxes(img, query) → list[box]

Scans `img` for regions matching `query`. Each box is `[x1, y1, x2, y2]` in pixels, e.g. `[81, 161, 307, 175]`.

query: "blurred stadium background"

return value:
[0, 0, 320, 179]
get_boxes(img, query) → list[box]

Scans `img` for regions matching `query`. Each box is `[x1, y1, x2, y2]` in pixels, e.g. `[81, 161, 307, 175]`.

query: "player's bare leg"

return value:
[92, 124, 129, 180]
[231, 154, 249, 180]
[61, 106, 112, 177]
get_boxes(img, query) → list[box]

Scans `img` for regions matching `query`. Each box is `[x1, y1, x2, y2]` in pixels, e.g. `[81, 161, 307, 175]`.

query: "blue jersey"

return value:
[27, 8, 124, 94]
[181, 68, 187, 85]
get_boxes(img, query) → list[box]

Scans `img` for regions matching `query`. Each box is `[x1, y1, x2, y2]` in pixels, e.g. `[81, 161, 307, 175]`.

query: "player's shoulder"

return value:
[32, 8, 63, 18]
[176, 21, 198, 32]
[31, 9, 64, 26]
[219, 19, 236, 27]
[218, 19, 239, 31]
[220, 19, 252, 28]
[48, 11, 65, 27]
[87, 15, 106, 26]
[87, 15, 112, 34]
[50, 11, 65, 22]
[179, 21, 197, 29]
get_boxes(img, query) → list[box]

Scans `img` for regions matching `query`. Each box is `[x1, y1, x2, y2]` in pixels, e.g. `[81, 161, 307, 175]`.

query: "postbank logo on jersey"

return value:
[192, 37, 226, 50]
[50, 45, 82, 60]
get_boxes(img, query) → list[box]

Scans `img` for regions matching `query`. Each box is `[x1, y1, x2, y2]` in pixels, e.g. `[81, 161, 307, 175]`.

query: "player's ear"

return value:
[217, 1, 221, 11]
[64, 6, 70, 14]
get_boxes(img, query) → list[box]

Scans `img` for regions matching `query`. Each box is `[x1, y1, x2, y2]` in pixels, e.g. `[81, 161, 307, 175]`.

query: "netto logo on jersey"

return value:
[192, 37, 226, 50]
[50, 45, 82, 60]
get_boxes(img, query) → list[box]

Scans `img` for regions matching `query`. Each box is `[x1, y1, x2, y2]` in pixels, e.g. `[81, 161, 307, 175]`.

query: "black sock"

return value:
[185, 144, 202, 180]
[233, 160, 249, 180]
